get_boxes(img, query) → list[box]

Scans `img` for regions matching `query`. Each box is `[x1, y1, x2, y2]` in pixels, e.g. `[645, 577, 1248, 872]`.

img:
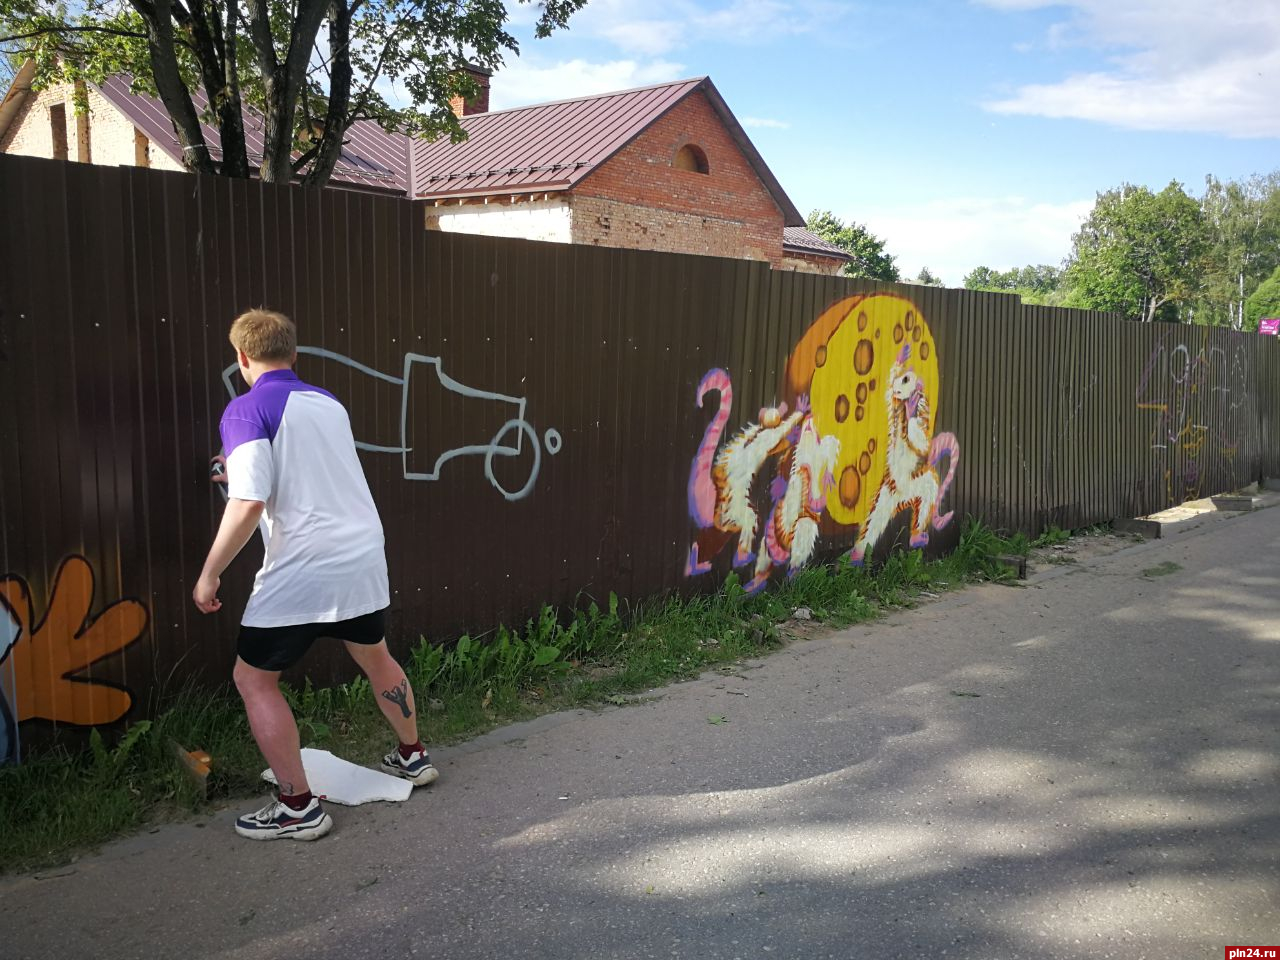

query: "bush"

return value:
[1245, 266, 1280, 331]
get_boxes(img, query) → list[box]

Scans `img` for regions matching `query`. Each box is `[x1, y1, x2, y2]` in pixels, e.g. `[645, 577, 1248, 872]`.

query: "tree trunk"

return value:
[249, 0, 328, 183]
[187, 0, 249, 178]
[132, 0, 216, 175]
[301, 0, 353, 189]
[221, 0, 248, 179]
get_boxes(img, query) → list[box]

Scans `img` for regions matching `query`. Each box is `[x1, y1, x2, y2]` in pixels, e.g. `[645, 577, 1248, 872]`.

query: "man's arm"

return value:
[193, 498, 266, 613]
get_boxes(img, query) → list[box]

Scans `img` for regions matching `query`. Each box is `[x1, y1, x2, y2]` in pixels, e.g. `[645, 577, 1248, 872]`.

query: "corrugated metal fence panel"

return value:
[3, 152, 1279, 747]
[1260, 338, 1280, 478]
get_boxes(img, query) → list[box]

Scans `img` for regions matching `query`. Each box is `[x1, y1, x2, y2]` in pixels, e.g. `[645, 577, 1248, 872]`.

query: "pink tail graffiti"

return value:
[688, 369, 732, 529]
[930, 432, 960, 530]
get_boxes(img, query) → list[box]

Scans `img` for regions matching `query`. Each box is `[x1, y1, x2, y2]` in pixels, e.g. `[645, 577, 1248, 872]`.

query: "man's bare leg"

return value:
[233, 657, 308, 795]
[344, 639, 418, 742]
[344, 640, 437, 785]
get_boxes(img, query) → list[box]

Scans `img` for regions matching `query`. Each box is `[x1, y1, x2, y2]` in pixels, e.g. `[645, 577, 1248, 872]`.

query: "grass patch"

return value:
[1032, 525, 1071, 548]
[1142, 561, 1183, 578]
[1077, 522, 1115, 537]
[0, 518, 1024, 873]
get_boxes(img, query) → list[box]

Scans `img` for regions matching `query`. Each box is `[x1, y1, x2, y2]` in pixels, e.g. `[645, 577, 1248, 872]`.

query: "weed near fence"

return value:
[0, 519, 1024, 873]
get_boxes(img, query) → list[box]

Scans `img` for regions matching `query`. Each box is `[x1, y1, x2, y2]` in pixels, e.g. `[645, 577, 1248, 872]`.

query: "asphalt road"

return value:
[2, 509, 1277, 960]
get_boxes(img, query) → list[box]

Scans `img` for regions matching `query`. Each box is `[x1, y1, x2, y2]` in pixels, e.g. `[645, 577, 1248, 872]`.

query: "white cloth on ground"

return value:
[261, 748, 412, 805]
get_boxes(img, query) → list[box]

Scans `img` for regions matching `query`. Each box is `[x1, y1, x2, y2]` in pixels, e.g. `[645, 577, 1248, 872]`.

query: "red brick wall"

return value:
[571, 90, 786, 265]
[448, 68, 491, 118]
[780, 251, 847, 276]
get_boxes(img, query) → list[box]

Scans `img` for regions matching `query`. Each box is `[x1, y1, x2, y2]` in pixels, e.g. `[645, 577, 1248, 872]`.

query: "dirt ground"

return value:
[1025, 527, 1147, 575]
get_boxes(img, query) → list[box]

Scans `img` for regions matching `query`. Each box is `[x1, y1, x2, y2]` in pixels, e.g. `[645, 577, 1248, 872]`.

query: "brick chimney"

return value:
[449, 64, 492, 118]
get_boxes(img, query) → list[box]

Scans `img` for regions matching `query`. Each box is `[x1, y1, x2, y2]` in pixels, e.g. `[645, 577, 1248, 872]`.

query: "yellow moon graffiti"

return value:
[783, 294, 940, 530]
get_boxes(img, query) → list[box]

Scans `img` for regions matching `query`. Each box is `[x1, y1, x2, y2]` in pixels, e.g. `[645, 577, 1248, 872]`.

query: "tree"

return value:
[963, 263, 1065, 305]
[963, 263, 1062, 295]
[1245, 265, 1280, 332]
[0, 27, 20, 87]
[1197, 173, 1280, 328]
[806, 209, 900, 281]
[1066, 181, 1208, 322]
[1014, 264, 1062, 294]
[962, 265, 1003, 291]
[913, 266, 944, 287]
[0, 0, 585, 187]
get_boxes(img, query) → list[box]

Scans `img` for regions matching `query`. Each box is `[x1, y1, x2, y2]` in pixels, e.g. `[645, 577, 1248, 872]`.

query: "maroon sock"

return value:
[398, 741, 423, 760]
[279, 790, 313, 811]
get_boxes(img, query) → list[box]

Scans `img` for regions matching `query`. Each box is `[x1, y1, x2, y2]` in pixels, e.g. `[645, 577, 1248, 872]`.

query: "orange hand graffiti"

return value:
[0, 556, 149, 726]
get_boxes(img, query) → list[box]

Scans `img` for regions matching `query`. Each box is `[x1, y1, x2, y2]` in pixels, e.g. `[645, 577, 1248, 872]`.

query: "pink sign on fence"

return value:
[1259, 318, 1280, 335]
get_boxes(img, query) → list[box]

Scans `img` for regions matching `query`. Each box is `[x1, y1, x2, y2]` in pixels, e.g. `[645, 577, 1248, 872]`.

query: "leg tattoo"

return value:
[381, 680, 412, 719]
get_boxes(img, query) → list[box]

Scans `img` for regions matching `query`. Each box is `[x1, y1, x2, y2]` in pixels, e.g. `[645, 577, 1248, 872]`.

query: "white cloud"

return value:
[975, 0, 1059, 9]
[482, 1, 851, 115]
[690, 0, 799, 42]
[488, 58, 688, 111]
[742, 116, 790, 129]
[599, 19, 687, 57]
[979, 0, 1280, 138]
[855, 196, 1094, 287]
[568, 0, 851, 57]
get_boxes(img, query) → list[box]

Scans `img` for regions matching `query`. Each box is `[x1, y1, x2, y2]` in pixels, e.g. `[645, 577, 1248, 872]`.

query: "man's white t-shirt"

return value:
[219, 368, 389, 628]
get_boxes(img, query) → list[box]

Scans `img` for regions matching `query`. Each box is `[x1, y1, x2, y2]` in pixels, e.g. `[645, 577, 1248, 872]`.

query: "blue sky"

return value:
[476, 0, 1280, 285]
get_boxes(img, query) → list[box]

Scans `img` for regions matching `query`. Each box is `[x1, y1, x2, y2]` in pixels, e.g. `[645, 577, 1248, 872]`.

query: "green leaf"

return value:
[532, 644, 561, 668]
[114, 720, 152, 764]
[707, 714, 729, 725]
[89, 728, 108, 769]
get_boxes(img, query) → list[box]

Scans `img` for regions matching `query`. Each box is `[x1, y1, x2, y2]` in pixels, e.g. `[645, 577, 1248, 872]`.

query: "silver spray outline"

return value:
[219, 346, 562, 501]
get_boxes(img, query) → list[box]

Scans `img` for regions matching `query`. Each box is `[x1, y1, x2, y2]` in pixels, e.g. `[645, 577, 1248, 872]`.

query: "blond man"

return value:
[194, 309, 436, 841]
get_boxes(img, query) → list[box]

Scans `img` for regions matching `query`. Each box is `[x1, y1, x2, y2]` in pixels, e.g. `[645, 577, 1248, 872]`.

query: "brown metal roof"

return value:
[782, 226, 853, 260]
[24, 69, 801, 222]
[410, 76, 805, 226]
[97, 75, 408, 194]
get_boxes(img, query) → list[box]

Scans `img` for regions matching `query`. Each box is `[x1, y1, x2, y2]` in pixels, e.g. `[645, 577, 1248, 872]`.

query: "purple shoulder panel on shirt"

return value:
[219, 369, 340, 454]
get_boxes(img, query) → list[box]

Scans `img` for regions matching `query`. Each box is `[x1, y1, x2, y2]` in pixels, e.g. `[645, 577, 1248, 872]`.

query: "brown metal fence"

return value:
[2, 154, 1277, 756]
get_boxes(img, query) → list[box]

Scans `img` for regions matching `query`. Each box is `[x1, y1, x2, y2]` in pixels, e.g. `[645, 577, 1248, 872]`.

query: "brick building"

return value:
[0, 63, 849, 274]
[412, 72, 847, 273]
[0, 61, 408, 196]
[0, 64, 183, 174]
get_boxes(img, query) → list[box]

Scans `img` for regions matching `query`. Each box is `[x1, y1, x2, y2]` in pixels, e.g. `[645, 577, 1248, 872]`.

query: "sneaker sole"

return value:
[235, 813, 333, 841]
[382, 762, 439, 787]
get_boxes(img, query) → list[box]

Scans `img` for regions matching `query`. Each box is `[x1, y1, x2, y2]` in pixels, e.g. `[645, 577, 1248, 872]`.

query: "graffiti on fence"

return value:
[221, 347, 563, 502]
[1136, 331, 1252, 499]
[1, 603, 17, 764]
[686, 294, 960, 592]
[848, 343, 960, 563]
[0, 556, 149, 762]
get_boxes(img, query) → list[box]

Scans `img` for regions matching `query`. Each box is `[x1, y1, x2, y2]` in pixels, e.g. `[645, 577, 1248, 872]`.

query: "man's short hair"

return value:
[230, 309, 296, 362]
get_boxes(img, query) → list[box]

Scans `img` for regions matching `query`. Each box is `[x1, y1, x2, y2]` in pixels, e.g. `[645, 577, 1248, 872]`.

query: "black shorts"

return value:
[237, 608, 387, 672]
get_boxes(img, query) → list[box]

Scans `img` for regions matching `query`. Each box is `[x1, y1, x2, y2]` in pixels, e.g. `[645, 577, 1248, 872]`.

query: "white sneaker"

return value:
[234, 797, 333, 841]
[382, 747, 439, 786]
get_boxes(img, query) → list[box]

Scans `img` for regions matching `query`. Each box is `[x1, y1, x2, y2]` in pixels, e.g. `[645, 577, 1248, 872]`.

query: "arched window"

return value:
[673, 143, 709, 174]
